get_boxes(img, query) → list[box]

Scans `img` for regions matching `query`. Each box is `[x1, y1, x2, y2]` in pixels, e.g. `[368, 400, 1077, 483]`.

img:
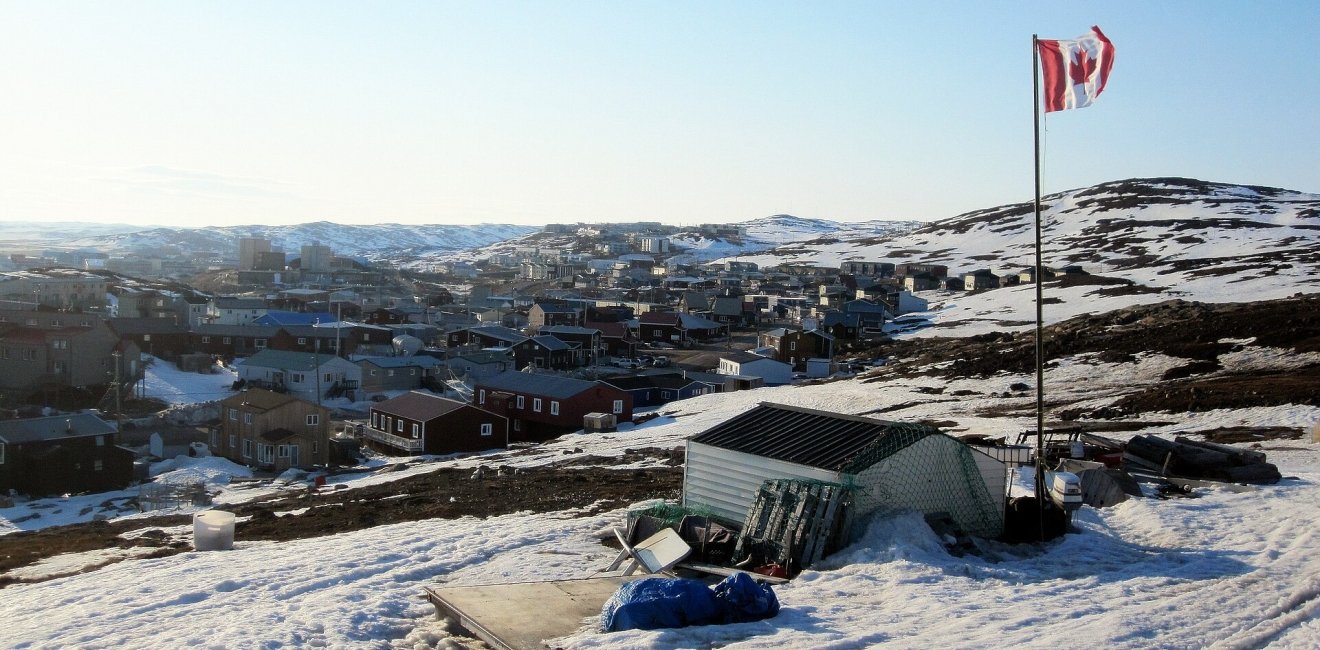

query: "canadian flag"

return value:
[1037, 26, 1115, 112]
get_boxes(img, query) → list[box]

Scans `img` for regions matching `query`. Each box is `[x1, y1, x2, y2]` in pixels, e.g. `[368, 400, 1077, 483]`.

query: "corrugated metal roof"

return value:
[475, 371, 598, 399]
[0, 413, 117, 444]
[688, 402, 912, 472]
[373, 391, 467, 420]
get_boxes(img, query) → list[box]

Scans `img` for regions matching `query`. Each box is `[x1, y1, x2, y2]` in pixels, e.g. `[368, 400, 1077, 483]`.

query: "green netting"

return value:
[627, 501, 723, 531]
[841, 421, 943, 474]
[845, 423, 1004, 538]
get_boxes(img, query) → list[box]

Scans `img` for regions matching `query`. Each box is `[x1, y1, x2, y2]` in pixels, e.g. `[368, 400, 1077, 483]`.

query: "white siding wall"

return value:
[683, 441, 838, 524]
[969, 446, 1007, 519]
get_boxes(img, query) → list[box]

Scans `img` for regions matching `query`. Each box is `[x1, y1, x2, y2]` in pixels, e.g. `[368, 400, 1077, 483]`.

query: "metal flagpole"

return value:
[1032, 34, 1047, 541]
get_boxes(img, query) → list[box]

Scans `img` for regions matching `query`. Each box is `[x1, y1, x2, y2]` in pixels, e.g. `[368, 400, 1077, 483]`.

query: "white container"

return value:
[193, 510, 236, 551]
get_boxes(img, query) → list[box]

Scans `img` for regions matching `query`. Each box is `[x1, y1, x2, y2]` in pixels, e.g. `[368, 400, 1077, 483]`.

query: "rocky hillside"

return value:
[738, 177, 1319, 300]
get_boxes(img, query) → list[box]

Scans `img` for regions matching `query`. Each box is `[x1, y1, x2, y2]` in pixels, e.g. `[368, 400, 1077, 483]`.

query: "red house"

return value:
[364, 391, 508, 456]
[473, 371, 633, 441]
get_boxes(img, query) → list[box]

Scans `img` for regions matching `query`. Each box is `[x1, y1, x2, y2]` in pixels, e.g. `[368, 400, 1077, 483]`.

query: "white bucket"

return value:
[193, 510, 236, 551]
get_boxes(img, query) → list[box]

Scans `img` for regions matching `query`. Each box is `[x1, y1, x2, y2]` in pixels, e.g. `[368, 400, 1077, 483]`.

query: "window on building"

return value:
[244, 413, 253, 425]
[324, 373, 333, 383]
[388, 369, 395, 377]
[480, 423, 493, 436]
[229, 434, 236, 449]
[306, 414, 320, 426]
[297, 337, 306, 345]
[258, 444, 274, 464]
[396, 419, 404, 432]
[210, 431, 219, 448]
[201, 336, 211, 343]
[412, 423, 420, 438]
[52, 361, 66, 373]
[242, 439, 254, 458]
[533, 398, 542, 412]
[93, 459, 104, 471]
[142, 334, 151, 342]
[52, 339, 68, 350]
[223, 337, 231, 344]
[516, 395, 524, 409]
[277, 445, 289, 458]
[371, 413, 379, 428]
[513, 420, 521, 431]
[550, 401, 559, 415]
[229, 408, 238, 421]
[479, 389, 486, 405]
[0, 442, 5, 465]
[96, 435, 105, 446]
[312, 441, 318, 455]
[613, 400, 624, 414]
[370, 369, 377, 377]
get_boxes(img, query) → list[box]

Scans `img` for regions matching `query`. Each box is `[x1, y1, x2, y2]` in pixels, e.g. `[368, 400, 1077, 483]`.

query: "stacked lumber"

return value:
[733, 479, 853, 576]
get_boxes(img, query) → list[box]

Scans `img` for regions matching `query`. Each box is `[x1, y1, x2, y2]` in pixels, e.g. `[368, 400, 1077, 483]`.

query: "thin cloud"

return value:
[98, 165, 296, 200]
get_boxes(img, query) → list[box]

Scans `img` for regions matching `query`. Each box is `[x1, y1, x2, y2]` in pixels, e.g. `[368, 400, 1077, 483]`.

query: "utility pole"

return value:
[112, 351, 123, 428]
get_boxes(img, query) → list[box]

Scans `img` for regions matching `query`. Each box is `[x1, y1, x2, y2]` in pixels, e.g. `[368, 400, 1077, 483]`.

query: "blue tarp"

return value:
[600, 574, 780, 633]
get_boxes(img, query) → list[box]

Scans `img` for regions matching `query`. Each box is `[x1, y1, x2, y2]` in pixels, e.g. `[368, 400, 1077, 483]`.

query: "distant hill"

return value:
[722, 177, 1319, 313]
[0, 221, 539, 265]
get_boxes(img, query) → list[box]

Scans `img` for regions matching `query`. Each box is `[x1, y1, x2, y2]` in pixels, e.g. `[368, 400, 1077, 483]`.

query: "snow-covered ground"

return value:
[2, 341, 1318, 648]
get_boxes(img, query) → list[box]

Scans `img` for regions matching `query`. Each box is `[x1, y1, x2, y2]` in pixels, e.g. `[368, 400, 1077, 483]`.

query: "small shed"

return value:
[683, 402, 1005, 538]
[584, 412, 617, 433]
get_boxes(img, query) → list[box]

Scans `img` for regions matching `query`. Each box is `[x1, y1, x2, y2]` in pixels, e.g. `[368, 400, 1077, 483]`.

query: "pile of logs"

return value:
[1124, 435, 1282, 484]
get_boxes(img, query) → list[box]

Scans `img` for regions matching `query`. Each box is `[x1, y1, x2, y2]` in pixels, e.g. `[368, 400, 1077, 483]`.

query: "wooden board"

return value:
[425, 577, 640, 650]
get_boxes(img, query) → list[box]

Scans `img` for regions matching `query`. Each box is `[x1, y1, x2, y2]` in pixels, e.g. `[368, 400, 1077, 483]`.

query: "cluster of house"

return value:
[0, 238, 1083, 497]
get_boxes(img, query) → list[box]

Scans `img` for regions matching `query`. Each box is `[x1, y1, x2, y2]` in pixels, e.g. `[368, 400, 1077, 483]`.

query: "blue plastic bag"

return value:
[600, 577, 720, 632]
[712, 572, 780, 623]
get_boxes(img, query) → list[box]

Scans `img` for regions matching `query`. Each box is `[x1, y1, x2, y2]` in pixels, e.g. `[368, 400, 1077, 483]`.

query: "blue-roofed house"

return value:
[253, 311, 338, 327]
[472, 371, 632, 441]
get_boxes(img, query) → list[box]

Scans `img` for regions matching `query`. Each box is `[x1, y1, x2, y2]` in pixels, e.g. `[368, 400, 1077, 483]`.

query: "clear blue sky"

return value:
[1, 1, 1315, 227]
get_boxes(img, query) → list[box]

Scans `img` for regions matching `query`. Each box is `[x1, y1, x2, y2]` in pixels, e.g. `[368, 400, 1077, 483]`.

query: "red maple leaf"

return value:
[1069, 47, 1097, 86]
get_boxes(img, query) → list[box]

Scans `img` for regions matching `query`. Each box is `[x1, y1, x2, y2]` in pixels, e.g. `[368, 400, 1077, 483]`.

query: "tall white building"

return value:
[239, 238, 273, 270]
[301, 243, 334, 272]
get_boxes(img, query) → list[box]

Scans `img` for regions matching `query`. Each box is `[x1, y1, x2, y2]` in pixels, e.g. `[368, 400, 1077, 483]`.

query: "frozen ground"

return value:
[1, 344, 1317, 648]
